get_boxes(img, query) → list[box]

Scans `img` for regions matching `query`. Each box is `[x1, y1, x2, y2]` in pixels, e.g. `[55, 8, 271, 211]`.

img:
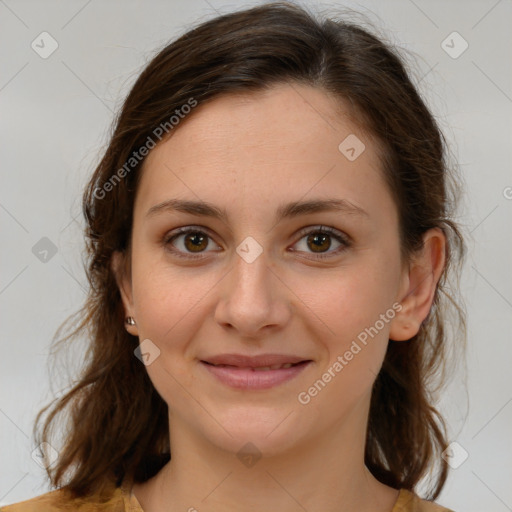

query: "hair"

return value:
[34, 1, 466, 503]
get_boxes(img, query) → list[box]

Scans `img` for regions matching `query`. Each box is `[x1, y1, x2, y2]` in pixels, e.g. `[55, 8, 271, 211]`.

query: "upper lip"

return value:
[201, 353, 310, 367]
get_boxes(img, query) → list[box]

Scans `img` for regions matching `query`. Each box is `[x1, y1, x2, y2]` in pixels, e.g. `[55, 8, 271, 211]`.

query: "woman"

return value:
[2, 2, 465, 511]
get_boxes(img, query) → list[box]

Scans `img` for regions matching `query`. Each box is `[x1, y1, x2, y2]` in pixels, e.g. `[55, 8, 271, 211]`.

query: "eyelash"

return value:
[162, 225, 351, 261]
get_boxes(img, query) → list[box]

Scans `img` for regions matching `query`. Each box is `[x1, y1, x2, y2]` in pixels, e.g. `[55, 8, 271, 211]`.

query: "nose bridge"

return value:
[215, 237, 288, 334]
[230, 240, 274, 308]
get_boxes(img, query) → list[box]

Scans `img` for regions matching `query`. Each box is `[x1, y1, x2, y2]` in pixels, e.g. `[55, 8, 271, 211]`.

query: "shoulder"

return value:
[393, 488, 455, 512]
[0, 489, 68, 512]
[0, 485, 127, 512]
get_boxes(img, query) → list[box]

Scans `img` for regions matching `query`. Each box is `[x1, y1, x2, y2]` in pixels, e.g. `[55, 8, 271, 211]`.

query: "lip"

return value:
[201, 353, 308, 367]
[200, 353, 312, 390]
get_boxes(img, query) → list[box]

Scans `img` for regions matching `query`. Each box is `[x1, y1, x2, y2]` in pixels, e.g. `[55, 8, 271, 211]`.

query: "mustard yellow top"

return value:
[0, 478, 455, 512]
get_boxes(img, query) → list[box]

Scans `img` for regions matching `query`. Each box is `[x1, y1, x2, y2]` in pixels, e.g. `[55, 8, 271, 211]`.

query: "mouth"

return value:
[199, 356, 312, 390]
[201, 361, 308, 371]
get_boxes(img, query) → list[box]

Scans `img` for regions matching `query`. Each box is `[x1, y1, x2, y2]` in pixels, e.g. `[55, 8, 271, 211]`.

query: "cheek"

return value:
[129, 264, 209, 401]
[301, 253, 400, 378]
[305, 261, 398, 338]
[130, 256, 221, 361]
[131, 244, 198, 326]
[296, 281, 395, 414]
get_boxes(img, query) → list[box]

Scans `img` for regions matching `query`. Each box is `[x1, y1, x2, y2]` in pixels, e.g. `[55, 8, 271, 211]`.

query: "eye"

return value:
[291, 225, 350, 259]
[163, 227, 219, 259]
[163, 225, 350, 261]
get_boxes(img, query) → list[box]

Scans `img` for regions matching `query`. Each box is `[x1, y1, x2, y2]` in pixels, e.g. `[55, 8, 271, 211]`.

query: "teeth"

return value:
[212, 362, 295, 370]
[253, 363, 295, 370]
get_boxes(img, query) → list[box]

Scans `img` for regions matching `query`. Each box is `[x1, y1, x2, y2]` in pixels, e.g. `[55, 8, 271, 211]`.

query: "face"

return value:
[115, 83, 411, 457]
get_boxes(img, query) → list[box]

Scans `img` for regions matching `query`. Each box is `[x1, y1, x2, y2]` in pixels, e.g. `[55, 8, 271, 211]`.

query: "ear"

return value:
[111, 250, 138, 336]
[389, 227, 446, 341]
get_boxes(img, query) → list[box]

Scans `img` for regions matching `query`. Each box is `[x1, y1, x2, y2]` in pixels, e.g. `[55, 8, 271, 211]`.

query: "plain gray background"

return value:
[1, 1, 511, 510]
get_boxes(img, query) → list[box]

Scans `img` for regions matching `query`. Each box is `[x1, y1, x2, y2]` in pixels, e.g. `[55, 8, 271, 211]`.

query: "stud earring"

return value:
[125, 316, 136, 326]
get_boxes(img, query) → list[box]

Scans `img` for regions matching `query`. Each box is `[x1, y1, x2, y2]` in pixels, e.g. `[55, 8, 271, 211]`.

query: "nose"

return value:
[214, 247, 291, 338]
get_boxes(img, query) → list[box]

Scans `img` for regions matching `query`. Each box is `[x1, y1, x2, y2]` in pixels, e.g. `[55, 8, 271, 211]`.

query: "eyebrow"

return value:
[145, 197, 368, 223]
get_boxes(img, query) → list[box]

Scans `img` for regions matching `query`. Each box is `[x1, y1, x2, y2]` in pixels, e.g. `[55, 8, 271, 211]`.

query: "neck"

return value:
[133, 394, 399, 512]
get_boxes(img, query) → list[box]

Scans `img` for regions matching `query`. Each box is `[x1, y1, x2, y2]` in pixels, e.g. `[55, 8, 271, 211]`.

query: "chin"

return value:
[200, 404, 310, 459]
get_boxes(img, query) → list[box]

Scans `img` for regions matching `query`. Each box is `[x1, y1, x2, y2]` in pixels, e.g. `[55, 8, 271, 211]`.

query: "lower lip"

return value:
[200, 361, 312, 390]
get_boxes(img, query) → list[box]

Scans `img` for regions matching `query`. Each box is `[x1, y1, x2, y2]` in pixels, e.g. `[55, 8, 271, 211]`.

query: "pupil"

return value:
[186, 233, 206, 252]
[309, 233, 330, 252]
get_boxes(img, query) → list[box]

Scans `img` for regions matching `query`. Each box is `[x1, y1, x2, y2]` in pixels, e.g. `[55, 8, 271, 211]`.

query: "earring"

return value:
[125, 316, 136, 326]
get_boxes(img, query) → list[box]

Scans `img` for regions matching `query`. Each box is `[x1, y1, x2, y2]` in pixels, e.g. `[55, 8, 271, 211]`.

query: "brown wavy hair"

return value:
[34, 1, 466, 503]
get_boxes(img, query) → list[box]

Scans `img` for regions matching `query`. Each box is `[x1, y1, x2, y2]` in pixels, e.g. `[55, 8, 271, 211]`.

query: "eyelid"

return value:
[294, 224, 350, 244]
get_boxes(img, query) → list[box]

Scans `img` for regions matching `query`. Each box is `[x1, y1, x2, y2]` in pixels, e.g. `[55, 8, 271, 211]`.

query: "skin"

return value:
[112, 82, 446, 512]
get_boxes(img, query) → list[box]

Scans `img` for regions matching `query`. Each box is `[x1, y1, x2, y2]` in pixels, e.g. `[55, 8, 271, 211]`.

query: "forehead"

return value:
[135, 83, 393, 223]
[146, 83, 367, 164]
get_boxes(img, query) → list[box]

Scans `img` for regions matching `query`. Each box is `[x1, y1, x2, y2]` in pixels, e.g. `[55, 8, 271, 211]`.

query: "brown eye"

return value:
[306, 232, 332, 253]
[164, 225, 350, 261]
[164, 227, 219, 259]
[292, 226, 350, 260]
[183, 232, 208, 252]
